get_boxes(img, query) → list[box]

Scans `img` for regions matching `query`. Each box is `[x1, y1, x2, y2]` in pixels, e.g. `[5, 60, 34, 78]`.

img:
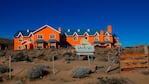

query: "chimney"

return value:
[77, 29, 80, 32]
[27, 29, 29, 33]
[87, 29, 90, 32]
[100, 30, 104, 35]
[67, 29, 70, 32]
[58, 27, 61, 32]
[107, 25, 112, 33]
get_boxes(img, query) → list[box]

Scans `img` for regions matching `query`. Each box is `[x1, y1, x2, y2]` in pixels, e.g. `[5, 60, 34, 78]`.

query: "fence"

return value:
[120, 54, 148, 72]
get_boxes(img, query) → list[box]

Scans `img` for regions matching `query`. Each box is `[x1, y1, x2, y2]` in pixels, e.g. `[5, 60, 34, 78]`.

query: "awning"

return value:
[35, 39, 47, 43]
[93, 41, 105, 44]
[93, 41, 100, 44]
[47, 39, 58, 43]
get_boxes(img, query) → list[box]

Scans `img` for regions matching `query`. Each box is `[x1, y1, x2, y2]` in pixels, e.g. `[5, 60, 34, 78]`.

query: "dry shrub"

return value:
[27, 64, 49, 79]
[141, 70, 149, 75]
[0, 64, 9, 73]
[97, 76, 129, 84]
[11, 80, 24, 84]
[0, 73, 3, 82]
[71, 66, 92, 78]
[11, 52, 31, 62]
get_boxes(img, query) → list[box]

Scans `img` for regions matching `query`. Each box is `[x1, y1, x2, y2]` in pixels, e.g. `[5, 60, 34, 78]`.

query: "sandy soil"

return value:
[1, 58, 149, 84]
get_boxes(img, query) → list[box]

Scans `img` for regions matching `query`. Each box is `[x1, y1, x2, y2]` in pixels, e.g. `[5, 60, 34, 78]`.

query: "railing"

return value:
[120, 54, 148, 72]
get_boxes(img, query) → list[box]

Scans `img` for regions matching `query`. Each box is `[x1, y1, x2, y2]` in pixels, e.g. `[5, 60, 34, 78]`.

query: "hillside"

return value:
[0, 46, 149, 84]
[0, 38, 13, 50]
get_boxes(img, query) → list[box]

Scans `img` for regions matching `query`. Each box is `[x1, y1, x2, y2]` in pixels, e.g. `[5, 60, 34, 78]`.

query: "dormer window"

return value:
[18, 37, 22, 42]
[85, 37, 88, 40]
[30, 37, 33, 42]
[73, 37, 78, 41]
[38, 34, 43, 39]
[105, 37, 109, 42]
[94, 37, 99, 41]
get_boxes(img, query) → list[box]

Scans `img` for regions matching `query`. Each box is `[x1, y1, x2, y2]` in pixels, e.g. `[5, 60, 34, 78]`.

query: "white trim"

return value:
[33, 25, 60, 34]
[105, 32, 112, 36]
[94, 32, 99, 36]
[83, 32, 89, 36]
[105, 36, 110, 41]
[28, 32, 33, 37]
[16, 32, 23, 37]
[64, 33, 68, 36]
[73, 32, 78, 36]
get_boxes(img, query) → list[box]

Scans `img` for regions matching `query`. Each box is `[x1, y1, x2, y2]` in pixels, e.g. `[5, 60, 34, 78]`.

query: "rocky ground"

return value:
[0, 46, 149, 84]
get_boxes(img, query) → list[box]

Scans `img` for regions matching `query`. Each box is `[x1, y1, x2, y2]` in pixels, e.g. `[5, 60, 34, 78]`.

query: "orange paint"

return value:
[14, 25, 60, 50]
[14, 24, 121, 50]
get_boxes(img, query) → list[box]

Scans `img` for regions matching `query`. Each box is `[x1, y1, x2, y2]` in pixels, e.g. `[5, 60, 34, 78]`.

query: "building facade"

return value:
[64, 25, 121, 48]
[14, 25, 121, 50]
[14, 25, 60, 50]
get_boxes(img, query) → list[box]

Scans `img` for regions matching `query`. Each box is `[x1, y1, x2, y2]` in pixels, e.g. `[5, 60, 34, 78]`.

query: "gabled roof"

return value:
[64, 29, 100, 36]
[33, 25, 60, 34]
[14, 25, 60, 37]
[14, 30, 34, 37]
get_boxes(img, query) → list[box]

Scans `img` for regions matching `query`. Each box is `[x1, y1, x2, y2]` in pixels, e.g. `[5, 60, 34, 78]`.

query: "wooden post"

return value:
[107, 52, 110, 63]
[144, 46, 148, 55]
[144, 46, 149, 68]
[9, 56, 11, 79]
[52, 55, 55, 75]
[88, 55, 90, 68]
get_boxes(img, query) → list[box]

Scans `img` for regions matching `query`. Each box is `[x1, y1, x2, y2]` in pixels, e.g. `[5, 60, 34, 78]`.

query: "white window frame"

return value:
[38, 34, 43, 39]
[105, 36, 109, 41]
[84, 36, 88, 40]
[94, 37, 99, 41]
[18, 37, 22, 42]
[30, 37, 33, 42]
[73, 37, 78, 41]
[50, 43, 55, 48]
[37, 43, 42, 48]
[50, 34, 56, 39]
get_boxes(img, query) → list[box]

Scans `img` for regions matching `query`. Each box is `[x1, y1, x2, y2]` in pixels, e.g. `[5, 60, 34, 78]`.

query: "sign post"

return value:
[74, 38, 95, 67]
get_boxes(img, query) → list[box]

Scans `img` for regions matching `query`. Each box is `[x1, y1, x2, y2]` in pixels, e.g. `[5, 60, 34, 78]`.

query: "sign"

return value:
[75, 45, 94, 53]
[74, 38, 94, 55]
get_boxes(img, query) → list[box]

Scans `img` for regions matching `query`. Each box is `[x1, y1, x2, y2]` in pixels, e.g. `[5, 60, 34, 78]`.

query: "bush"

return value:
[11, 52, 31, 62]
[97, 77, 129, 84]
[0, 73, 3, 82]
[27, 64, 49, 79]
[71, 66, 91, 78]
[141, 70, 149, 75]
[11, 80, 23, 84]
[0, 64, 9, 73]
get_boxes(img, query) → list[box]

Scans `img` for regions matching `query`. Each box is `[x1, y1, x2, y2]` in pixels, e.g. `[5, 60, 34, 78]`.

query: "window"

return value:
[105, 37, 109, 41]
[50, 34, 55, 39]
[37, 43, 42, 48]
[85, 37, 88, 40]
[94, 37, 99, 41]
[50, 43, 55, 48]
[18, 46, 22, 50]
[38, 34, 43, 39]
[73, 37, 77, 41]
[18, 37, 22, 42]
[30, 37, 33, 42]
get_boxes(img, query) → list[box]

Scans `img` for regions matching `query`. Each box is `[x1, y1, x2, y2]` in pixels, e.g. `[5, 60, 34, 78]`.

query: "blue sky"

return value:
[0, 0, 149, 47]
